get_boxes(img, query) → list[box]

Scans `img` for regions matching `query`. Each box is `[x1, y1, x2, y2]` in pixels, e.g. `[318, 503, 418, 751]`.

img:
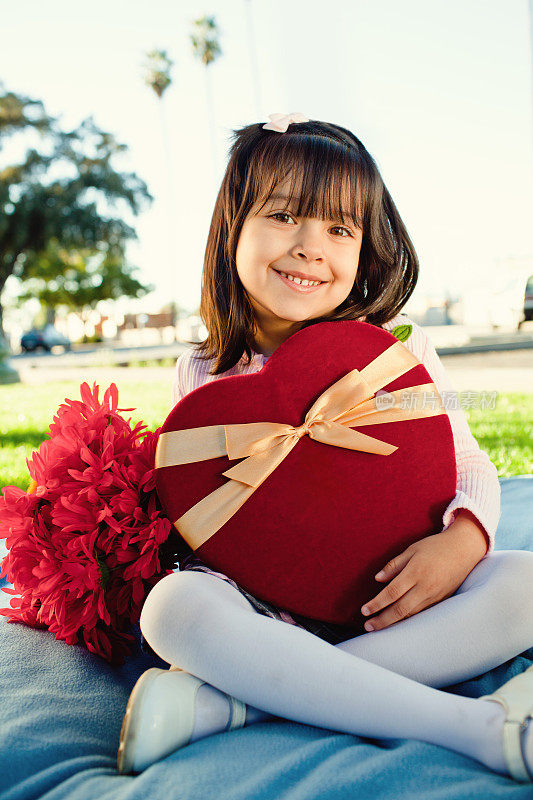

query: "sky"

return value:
[1, 0, 532, 318]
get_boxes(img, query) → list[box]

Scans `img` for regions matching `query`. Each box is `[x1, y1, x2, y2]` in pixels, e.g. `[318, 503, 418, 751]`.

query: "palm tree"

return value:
[142, 49, 179, 329]
[143, 49, 173, 99]
[190, 15, 222, 182]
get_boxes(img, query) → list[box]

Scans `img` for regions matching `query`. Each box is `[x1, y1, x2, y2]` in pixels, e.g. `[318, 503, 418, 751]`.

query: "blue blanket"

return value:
[1, 476, 533, 799]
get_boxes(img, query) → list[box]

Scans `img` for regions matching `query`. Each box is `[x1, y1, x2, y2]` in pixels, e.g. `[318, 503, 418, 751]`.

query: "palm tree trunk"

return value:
[158, 96, 179, 313]
[529, 0, 533, 180]
[205, 64, 218, 183]
[244, 0, 263, 118]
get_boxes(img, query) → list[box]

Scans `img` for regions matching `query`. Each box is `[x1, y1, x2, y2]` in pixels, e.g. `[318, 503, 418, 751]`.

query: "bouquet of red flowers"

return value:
[0, 382, 183, 665]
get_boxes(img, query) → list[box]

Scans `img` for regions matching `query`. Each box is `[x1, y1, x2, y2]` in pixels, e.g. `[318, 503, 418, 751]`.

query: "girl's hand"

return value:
[360, 516, 488, 632]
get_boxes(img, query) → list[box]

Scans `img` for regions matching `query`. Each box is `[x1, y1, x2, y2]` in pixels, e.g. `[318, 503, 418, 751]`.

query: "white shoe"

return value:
[117, 666, 247, 774]
[479, 664, 533, 782]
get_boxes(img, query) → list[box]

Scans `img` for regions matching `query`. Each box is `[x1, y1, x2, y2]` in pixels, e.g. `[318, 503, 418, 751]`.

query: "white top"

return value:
[171, 313, 501, 553]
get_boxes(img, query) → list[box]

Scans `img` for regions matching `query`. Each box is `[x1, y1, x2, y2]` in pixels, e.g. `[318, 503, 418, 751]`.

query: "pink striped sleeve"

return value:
[171, 354, 185, 407]
[171, 347, 251, 407]
[384, 315, 500, 554]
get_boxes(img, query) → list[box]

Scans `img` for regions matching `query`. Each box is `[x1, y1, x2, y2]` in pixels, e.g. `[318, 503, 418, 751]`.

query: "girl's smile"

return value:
[272, 267, 327, 293]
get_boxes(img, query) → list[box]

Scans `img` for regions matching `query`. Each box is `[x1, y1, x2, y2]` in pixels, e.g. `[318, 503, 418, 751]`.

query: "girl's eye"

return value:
[269, 213, 353, 237]
[330, 226, 353, 238]
[269, 212, 294, 224]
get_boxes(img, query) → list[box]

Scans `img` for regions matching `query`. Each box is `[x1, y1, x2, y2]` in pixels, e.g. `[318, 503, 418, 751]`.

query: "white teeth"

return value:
[278, 270, 322, 287]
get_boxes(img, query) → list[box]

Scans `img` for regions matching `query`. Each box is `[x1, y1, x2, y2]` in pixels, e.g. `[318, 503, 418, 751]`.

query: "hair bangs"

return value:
[249, 134, 365, 230]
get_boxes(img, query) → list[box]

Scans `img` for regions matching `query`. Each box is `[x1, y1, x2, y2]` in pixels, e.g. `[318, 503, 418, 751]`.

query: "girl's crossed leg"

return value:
[139, 549, 533, 777]
[335, 548, 533, 686]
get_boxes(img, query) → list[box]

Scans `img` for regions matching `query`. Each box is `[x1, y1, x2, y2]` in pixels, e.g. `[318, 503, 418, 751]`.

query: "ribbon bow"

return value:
[262, 112, 309, 132]
[155, 340, 447, 550]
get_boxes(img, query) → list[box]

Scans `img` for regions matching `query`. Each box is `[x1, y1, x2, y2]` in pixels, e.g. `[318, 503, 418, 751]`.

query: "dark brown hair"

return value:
[192, 119, 419, 375]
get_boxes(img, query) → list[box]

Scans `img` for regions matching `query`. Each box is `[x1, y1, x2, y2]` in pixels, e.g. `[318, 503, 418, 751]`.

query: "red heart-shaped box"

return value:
[155, 320, 456, 625]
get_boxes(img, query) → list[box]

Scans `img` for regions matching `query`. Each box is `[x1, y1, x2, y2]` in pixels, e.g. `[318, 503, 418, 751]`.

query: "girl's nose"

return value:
[290, 222, 325, 262]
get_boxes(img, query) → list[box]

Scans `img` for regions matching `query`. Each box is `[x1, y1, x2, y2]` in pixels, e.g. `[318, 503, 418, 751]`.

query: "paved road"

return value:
[12, 348, 531, 394]
[439, 349, 531, 393]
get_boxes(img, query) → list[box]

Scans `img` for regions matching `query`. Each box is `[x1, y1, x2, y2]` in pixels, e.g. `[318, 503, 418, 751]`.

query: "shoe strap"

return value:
[480, 665, 533, 783]
[502, 716, 531, 782]
[226, 696, 247, 731]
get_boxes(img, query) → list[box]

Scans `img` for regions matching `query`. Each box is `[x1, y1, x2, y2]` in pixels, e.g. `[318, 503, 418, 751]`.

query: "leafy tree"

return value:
[18, 237, 153, 330]
[0, 84, 153, 338]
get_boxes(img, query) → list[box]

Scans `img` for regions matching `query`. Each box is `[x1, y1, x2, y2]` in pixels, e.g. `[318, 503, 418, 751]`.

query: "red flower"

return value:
[0, 382, 179, 665]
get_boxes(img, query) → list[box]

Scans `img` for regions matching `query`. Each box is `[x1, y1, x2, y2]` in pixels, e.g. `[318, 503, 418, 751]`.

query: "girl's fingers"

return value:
[363, 586, 424, 631]
[373, 549, 413, 583]
[361, 571, 416, 619]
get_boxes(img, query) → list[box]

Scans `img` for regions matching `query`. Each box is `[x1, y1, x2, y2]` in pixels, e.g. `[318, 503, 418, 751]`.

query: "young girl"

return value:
[118, 114, 533, 781]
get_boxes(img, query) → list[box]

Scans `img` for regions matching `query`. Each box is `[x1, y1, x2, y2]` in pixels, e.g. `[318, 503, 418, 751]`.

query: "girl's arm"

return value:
[171, 348, 228, 407]
[171, 351, 192, 407]
[384, 315, 501, 556]
[417, 329, 500, 555]
[359, 317, 501, 631]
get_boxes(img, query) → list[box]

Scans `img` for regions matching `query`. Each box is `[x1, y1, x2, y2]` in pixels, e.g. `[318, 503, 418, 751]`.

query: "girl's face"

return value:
[235, 177, 363, 338]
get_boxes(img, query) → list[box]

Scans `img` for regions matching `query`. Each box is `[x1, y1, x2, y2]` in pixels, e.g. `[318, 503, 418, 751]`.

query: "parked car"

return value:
[524, 274, 533, 322]
[20, 325, 71, 353]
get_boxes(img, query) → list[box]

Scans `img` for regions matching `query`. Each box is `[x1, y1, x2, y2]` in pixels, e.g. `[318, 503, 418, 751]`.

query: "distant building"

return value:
[118, 309, 177, 331]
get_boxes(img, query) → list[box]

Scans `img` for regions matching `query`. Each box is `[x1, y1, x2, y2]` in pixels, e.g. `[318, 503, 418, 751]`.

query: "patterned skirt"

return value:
[173, 552, 365, 646]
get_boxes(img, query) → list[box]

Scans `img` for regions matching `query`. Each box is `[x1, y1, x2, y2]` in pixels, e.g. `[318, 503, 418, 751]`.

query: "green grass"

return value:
[0, 379, 172, 489]
[0, 380, 531, 490]
[463, 392, 533, 476]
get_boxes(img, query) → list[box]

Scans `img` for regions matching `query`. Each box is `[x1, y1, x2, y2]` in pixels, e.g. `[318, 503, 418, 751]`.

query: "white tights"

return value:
[139, 550, 533, 775]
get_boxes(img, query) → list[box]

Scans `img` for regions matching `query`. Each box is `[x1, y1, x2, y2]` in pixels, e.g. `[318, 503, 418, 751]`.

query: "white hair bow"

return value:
[262, 112, 309, 132]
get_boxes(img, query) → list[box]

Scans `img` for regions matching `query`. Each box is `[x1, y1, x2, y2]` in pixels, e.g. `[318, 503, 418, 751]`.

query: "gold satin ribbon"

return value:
[155, 340, 446, 549]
